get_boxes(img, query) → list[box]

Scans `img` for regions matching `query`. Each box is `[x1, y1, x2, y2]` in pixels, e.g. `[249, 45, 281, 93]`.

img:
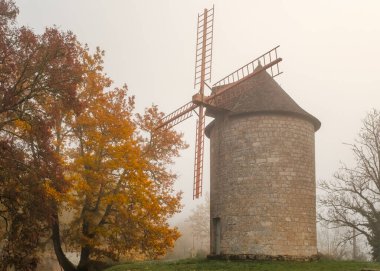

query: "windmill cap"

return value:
[205, 67, 321, 135]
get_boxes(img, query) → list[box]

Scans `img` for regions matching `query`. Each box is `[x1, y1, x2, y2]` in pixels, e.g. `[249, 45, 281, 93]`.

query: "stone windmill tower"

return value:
[206, 65, 321, 259]
[156, 6, 320, 260]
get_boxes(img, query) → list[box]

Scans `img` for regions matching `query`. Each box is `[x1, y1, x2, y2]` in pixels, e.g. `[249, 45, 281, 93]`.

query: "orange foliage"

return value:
[0, 1, 186, 270]
[54, 49, 186, 267]
[0, 1, 85, 269]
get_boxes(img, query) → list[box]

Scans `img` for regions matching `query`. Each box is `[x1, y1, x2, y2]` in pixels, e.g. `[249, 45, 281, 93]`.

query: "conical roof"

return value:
[206, 66, 321, 132]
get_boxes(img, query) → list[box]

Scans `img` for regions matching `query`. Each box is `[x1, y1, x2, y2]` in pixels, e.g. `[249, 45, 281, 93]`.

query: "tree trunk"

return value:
[77, 218, 92, 271]
[51, 212, 77, 271]
[368, 232, 380, 262]
[77, 245, 91, 271]
[371, 244, 380, 261]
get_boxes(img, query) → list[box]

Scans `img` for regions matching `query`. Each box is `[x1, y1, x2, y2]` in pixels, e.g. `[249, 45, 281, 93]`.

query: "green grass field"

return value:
[105, 258, 380, 271]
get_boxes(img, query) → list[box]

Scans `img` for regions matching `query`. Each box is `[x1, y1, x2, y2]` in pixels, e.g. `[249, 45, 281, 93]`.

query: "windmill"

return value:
[156, 6, 283, 199]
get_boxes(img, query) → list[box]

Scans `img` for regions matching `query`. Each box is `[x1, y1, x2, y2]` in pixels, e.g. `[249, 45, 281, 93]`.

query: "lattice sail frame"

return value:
[192, 6, 215, 199]
[155, 7, 283, 200]
[193, 114, 205, 198]
[156, 47, 282, 127]
[213, 46, 282, 87]
[194, 6, 214, 90]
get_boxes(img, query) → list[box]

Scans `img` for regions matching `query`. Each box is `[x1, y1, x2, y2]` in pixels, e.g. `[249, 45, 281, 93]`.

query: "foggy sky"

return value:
[15, 0, 380, 222]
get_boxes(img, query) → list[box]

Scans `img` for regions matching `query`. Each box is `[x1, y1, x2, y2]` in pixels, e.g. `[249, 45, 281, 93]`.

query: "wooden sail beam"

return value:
[156, 58, 282, 131]
[195, 58, 282, 107]
[213, 45, 281, 87]
[156, 101, 197, 130]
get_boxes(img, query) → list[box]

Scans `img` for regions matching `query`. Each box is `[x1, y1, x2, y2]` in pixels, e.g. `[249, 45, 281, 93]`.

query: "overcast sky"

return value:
[15, 0, 380, 222]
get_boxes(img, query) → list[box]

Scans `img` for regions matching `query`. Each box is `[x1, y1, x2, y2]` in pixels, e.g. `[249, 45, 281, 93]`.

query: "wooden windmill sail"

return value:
[156, 6, 283, 199]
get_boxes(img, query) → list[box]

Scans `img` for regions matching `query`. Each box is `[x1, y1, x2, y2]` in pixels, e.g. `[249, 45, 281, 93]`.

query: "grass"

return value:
[105, 258, 380, 271]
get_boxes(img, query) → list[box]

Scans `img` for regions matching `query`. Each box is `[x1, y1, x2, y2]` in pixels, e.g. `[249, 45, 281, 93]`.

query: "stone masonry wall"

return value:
[209, 113, 317, 257]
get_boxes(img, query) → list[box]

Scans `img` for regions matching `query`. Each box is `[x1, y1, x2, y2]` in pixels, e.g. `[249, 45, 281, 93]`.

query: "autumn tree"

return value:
[0, 1, 186, 270]
[0, 0, 84, 269]
[319, 109, 380, 261]
[47, 49, 186, 271]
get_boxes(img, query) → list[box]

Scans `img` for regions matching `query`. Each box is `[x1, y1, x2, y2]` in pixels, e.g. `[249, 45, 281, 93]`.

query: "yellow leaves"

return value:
[74, 177, 91, 193]
[43, 179, 63, 202]
[13, 119, 31, 133]
[51, 48, 187, 260]
[103, 192, 128, 206]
